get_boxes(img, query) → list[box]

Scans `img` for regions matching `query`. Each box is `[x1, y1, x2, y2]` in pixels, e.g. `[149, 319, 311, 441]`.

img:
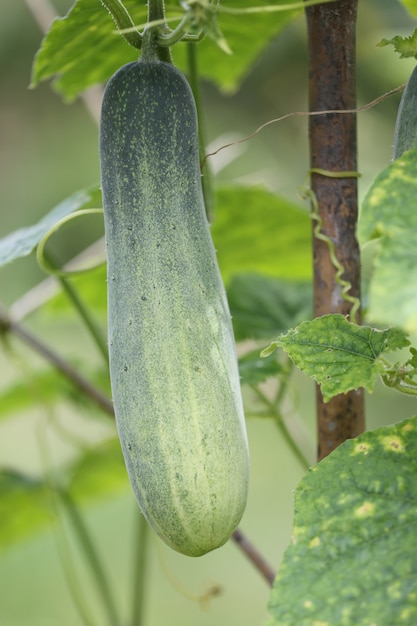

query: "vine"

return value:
[202, 85, 405, 167]
[301, 168, 362, 325]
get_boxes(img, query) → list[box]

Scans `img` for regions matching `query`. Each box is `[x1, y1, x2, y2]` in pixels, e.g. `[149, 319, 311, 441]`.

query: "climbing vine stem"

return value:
[300, 168, 362, 325]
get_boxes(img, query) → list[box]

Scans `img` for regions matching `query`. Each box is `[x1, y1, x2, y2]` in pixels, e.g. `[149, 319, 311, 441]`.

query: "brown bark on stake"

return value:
[305, 0, 365, 461]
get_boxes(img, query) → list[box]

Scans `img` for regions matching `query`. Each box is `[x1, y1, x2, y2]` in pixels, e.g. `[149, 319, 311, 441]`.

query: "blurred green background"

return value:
[1, 1, 417, 625]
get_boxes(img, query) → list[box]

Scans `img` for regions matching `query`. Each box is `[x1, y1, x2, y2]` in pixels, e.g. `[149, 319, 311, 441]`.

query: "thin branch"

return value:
[203, 85, 405, 167]
[57, 489, 120, 626]
[232, 529, 276, 586]
[0, 306, 113, 417]
[251, 386, 311, 472]
[52, 508, 98, 626]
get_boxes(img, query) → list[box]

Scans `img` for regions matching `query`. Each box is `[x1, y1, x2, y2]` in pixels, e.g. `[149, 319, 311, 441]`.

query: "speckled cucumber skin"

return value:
[100, 60, 249, 557]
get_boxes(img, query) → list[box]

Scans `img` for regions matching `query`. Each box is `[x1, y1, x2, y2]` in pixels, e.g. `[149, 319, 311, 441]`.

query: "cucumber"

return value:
[394, 65, 417, 159]
[100, 58, 249, 557]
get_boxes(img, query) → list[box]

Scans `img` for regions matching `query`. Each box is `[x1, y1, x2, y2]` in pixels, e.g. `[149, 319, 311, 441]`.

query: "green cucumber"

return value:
[394, 65, 417, 159]
[100, 58, 249, 557]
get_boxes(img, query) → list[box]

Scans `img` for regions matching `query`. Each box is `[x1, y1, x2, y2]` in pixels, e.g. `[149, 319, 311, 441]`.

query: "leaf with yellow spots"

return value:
[266, 416, 417, 626]
[358, 149, 417, 334]
[366, 231, 417, 335]
[358, 149, 417, 242]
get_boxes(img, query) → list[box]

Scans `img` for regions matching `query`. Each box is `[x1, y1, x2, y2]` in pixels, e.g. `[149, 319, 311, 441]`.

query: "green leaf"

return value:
[358, 151, 417, 334]
[0, 438, 127, 553]
[212, 187, 311, 283]
[227, 273, 312, 341]
[378, 28, 417, 59]
[267, 416, 417, 626]
[31, 0, 146, 101]
[31, 0, 303, 99]
[238, 348, 284, 386]
[0, 187, 101, 268]
[263, 314, 409, 402]
[406, 346, 417, 370]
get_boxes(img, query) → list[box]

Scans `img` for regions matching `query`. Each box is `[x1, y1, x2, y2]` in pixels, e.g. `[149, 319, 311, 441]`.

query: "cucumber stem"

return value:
[147, 0, 172, 62]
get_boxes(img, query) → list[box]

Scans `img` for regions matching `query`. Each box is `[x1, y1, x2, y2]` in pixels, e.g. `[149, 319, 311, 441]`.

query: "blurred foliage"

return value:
[227, 273, 311, 341]
[212, 186, 311, 283]
[238, 349, 284, 387]
[0, 438, 127, 553]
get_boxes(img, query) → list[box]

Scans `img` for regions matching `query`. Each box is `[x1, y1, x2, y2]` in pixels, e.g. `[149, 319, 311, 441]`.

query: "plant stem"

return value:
[156, 15, 190, 46]
[148, 0, 166, 22]
[305, 0, 365, 460]
[131, 510, 149, 626]
[38, 427, 95, 626]
[252, 386, 310, 472]
[100, 0, 142, 49]
[186, 42, 214, 220]
[57, 489, 120, 626]
[147, 0, 172, 62]
[58, 277, 108, 363]
[385, 382, 417, 396]
[42, 252, 109, 365]
[382, 371, 417, 396]
[51, 499, 98, 626]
